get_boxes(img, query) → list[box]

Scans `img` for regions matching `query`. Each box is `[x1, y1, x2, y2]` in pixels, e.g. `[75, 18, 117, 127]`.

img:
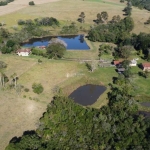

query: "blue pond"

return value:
[21, 35, 90, 50]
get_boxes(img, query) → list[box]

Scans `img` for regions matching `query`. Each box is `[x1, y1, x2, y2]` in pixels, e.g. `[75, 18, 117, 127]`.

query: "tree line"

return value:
[18, 17, 59, 27]
[128, 0, 150, 11]
[0, 0, 14, 6]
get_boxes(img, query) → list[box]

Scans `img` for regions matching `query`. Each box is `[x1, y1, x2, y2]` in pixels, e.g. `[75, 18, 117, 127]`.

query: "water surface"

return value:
[69, 84, 106, 106]
[21, 35, 90, 50]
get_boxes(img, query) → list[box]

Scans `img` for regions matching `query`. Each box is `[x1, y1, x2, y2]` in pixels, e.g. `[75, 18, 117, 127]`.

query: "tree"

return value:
[101, 11, 108, 23]
[110, 15, 121, 24]
[46, 42, 66, 59]
[121, 60, 130, 69]
[120, 0, 124, 3]
[118, 46, 132, 59]
[78, 12, 85, 23]
[10, 73, 18, 89]
[32, 83, 44, 94]
[86, 60, 98, 72]
[124, 16, 134, 32]
[0, 72, 8, 88]
[127, 1, 132, 8]
[145, 70, 150, 78]
[96, 13, 103, 24]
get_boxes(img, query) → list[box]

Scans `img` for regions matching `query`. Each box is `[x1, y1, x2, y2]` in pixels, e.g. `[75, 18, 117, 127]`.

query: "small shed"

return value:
[142, 63, 150, 71]
[129, 59, 137, 66]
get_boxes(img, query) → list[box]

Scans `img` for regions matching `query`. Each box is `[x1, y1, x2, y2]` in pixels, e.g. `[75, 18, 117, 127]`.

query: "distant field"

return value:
[0, 0, 149, 34]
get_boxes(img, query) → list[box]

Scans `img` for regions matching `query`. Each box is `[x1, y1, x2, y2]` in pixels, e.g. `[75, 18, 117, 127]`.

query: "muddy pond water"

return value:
[69, 84, 107, 106]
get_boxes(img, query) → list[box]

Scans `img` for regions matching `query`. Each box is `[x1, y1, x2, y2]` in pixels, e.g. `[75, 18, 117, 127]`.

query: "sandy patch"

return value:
[0, 0, 60, 16]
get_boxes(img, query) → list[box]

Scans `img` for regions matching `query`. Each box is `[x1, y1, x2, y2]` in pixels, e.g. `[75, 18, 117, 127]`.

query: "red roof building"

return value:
[142, 63, 150, 71]
[113, 60, 122, 66]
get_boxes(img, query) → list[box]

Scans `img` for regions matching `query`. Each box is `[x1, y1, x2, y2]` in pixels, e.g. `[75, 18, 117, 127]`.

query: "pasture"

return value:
[0, 0, 149, 34]
[0, 55, 86, 149]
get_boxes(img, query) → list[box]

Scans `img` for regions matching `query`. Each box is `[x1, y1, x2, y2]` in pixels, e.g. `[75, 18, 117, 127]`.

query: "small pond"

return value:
[21, 35, 90, 50]
[69, 84, 107, 106]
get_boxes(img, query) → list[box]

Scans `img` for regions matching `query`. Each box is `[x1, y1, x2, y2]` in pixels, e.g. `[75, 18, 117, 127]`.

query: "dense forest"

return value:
[6, 81, 150, 149]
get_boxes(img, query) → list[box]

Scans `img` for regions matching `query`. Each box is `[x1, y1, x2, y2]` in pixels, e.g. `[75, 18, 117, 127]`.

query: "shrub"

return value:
[29, 97, 32, 100]
[32, 83, 44, 94]
[29, 1, 35, 5]
[23, 95, 26, 98]
[18, 19, 25, 25]
[24, 88, 29, 92]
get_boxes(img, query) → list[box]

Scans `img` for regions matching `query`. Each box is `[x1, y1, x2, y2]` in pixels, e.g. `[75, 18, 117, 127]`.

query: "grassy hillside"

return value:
[0, 0, 149, 34]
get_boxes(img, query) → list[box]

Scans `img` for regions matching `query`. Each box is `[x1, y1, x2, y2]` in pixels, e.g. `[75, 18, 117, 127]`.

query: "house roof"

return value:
[16, 49, 31, 53]
[114, 60, 122, 65]
[117, 68, 125, 72]
[130, 59, 137, 64]
[142, 63, 150, 68]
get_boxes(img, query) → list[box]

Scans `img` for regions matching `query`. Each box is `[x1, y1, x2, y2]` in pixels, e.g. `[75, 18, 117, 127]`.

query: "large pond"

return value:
[69, 84, 107, 106]
[21, 35, 90, 50]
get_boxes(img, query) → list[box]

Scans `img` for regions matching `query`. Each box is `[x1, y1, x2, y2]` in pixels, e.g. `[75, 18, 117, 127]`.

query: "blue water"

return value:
[21, 35, 90, 50]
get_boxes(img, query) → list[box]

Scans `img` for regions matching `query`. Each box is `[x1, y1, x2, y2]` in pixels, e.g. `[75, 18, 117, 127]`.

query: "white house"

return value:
[129, 59, 137, 66]
[16, 48, 31, 56]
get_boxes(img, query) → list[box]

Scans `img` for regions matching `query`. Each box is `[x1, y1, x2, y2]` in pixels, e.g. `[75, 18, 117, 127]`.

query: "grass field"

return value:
[0, 55, 86, 149]
[0, 0, 150, 34]
[0, 55, 150, 149]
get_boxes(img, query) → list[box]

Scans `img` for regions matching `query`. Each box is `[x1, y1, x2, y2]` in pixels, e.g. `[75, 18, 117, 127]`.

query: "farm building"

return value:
[129, 59, 137, 66]
[113, 60, 122, 66]
[142, 63, 150, 71]
[16, 48, 31, 56]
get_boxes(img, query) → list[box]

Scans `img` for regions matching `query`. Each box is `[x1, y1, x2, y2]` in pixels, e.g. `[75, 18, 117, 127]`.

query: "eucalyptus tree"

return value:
[10, 73, 18, 89]
[78, 12, 85, 23]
